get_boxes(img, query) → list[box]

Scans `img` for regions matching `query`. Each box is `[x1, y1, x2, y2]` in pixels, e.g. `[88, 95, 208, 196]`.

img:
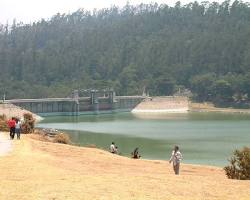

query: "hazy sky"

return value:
[0, 0, 240, 24]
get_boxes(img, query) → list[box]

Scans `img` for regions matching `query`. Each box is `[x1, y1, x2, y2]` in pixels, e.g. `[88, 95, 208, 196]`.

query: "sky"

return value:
[0, 0, 242, 24]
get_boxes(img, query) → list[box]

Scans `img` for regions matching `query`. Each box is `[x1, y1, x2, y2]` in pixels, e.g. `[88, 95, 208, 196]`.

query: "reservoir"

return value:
[37, 112, 250, 166]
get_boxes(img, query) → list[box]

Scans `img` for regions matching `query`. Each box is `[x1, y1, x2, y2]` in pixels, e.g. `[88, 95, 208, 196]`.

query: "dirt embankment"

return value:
[0, 103, 43, 121]
[0, 132, 249, 200]
[132, 96, 189, 113]
[190, 102, 250, 113]
[133, 98, 250, 114]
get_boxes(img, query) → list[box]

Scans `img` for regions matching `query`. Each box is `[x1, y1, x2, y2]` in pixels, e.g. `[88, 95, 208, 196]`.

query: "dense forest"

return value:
[1, 0, 250, 107]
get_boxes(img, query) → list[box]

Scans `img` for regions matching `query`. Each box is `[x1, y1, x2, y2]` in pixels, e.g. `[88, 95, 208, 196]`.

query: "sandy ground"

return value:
[132, 98, 250, 114]
[190, 102, 250, 113]
[0, 133, 12, 156]
[132, 97, 189, 113]
[0, 132, 249, 200]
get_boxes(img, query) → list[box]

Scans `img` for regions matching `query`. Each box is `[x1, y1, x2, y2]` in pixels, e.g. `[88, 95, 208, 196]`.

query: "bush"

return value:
[0, 114, 9, 131]
[31, 130, 51, 142]
[224, 147, 250, 180]
[22, 113, 35, 134]
[53, 133, 71, 144]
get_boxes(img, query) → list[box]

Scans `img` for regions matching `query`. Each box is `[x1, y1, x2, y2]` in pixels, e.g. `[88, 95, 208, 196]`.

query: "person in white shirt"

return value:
[110, 142, 118, 154]
[169, 145, 182, 175]
[15, 119, 22, 140]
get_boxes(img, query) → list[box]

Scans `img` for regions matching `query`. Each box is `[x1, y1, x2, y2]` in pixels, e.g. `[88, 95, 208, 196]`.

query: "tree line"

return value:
[1, 0, 250, 107]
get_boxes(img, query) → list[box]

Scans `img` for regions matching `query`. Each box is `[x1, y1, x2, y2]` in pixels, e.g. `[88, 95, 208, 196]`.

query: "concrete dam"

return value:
[5, 90, 146, 116]
[4, 90, 189, 116]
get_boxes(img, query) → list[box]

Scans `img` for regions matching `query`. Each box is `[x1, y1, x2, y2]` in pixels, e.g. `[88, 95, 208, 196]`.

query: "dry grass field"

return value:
[0, 132, 249, 200]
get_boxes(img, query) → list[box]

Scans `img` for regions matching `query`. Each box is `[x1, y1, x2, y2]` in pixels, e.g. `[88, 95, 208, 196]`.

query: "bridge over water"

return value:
[5, 89, 146, 116]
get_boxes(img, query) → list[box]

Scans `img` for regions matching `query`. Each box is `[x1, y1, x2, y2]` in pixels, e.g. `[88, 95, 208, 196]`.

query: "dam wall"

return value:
[6, 96, 145, 116]
[5, 93, 189, 116]
[115, 96, 145, 112]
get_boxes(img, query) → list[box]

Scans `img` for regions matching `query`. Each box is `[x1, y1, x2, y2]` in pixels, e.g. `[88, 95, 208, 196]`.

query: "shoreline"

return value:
[132, 101, 250, 114]
[0, 131, 236, 170]
[34, 128, 228, 168]
[2, 131, 222, 169]
[0, 131, 249, 200]
[131, 97, 250, 114]
[132, 108, 188, 113]
[190, 102, 250, 114]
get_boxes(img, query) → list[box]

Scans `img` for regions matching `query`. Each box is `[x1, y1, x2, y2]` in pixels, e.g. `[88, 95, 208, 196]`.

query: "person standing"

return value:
[7, 117, 16, 140]
[169, 145, 182, 175]
[15, 118, 21, 140]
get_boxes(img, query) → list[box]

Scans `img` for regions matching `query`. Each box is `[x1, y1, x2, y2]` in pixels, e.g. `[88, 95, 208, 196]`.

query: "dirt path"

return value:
[0, 133, 249, 200]
[0, 132, 12, 156]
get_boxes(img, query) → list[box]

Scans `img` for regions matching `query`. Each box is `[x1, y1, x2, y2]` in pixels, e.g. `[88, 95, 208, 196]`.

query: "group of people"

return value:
[7, 117, 22, 140]
[110, 142, 182, 175]
[110, 142, 141, 159]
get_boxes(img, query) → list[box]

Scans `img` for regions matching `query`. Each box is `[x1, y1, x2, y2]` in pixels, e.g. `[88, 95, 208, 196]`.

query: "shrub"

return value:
[53, 133, 71, 144]
[0, 114, 9, 131]
[22, 113, 35, 134]
[0, 114, 6, 120]
[224, 147, 250, 180]
[31, 130, 51, 142]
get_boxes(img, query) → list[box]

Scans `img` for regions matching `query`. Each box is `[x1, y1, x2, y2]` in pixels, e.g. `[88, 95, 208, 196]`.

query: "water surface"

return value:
[37, 112, 250, 166]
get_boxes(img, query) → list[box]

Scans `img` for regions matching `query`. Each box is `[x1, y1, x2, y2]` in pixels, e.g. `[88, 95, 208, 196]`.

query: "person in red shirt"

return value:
[7, 117, 16, 140]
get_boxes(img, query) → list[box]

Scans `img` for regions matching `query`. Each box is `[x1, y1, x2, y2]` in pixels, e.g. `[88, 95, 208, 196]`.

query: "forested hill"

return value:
[1, 1, 250, 107]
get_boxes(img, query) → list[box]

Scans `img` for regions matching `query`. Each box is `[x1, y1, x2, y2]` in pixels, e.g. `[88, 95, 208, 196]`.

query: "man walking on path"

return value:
[169, 145, 183, 175]
[7, 117, 16, 140]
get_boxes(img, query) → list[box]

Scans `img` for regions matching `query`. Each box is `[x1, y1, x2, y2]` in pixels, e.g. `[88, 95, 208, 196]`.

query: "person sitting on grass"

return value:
[131, 147, 141, 159]
[110, 142, 118, 154]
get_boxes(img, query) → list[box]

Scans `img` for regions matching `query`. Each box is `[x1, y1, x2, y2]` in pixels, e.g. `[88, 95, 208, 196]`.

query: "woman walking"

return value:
[169, 146, 182, 175]
[15, 119, 21, 140]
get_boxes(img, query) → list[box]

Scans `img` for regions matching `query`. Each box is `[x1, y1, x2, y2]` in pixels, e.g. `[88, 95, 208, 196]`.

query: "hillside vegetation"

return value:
[1, 1, 250, 107]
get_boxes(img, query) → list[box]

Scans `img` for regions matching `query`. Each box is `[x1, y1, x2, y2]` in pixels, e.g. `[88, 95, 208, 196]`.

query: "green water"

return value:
[37, 112, 250, 166]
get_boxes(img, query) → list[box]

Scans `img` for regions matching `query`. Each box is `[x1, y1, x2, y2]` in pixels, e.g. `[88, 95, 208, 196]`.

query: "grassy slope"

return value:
[0, 133, 249, 200]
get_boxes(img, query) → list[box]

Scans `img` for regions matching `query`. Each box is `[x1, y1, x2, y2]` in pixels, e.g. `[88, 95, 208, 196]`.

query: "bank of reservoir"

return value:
[37, 112, 250, 166]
